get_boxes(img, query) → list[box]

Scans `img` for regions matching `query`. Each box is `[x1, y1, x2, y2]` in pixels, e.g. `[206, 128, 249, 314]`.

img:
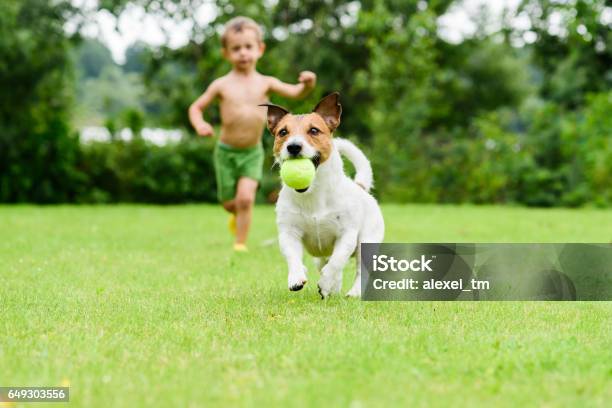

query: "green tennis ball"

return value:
[280, 158, 315, 189]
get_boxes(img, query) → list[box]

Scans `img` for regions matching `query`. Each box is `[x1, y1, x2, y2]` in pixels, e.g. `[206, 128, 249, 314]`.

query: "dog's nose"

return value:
[287, 143, 302, 156]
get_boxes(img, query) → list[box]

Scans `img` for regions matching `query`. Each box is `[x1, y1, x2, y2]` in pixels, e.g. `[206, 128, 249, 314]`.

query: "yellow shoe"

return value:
[228, 214, 236, 236]
[233, 243, 249, 252]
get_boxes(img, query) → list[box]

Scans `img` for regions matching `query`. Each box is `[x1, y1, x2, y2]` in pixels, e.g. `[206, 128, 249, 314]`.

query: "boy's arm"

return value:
[188, 79, 220, 137]
[267, 71, 317, 100]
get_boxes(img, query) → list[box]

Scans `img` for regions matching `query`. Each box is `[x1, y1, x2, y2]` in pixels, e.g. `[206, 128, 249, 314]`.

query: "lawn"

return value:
[1, 204, 611, 407]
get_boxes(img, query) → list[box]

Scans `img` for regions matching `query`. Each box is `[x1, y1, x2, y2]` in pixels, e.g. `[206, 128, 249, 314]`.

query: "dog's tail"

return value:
[334, 138, 373, 192]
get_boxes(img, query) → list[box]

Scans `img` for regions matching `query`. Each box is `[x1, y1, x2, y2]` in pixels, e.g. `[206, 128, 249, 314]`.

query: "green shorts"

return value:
[213, 141, 264, 202]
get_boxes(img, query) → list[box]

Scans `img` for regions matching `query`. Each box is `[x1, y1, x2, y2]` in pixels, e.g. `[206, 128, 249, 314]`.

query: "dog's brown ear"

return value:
[259, 103, 289, 133]
[313, 92, 342, 132]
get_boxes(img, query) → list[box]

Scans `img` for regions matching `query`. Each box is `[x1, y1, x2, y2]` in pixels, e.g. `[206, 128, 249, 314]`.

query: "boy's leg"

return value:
[222, 200, 237, 235]
[222, 200, 236, 213]
[234, 177, 258, 245]
[233, 142, 263, 247]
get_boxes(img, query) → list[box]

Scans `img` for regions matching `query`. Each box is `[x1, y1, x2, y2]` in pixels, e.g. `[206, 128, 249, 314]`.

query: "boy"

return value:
[188, 16, 316, 251]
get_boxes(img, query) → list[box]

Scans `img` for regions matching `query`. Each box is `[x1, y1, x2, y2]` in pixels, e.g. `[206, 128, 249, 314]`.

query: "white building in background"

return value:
[80, 126, 183, 146]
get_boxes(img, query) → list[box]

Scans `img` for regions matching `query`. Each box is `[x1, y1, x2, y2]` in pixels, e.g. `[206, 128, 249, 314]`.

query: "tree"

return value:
[73, 38, 115, 78]
[124, 42, 149, 73]
[518, 0, 611, 108]
[0, 0, 84, 202]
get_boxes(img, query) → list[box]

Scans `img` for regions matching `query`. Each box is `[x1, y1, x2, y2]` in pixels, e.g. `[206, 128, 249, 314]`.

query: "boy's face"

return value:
[222, 28, 265, 71]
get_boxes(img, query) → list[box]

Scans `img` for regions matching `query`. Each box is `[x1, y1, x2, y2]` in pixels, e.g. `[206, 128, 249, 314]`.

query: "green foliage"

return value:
[0, 0, 84, 203]
[359, 4, 440, 195]
[518, 0, 611, 108]
[558, 92, 612, 206]
[123, 42, 149, 73]
[432, 39, 534, 128]
[371, 110, 530, 204]
[2, 0, 610, 206]
[74, 64, 146, 127]
[144, 60, 204, 128]
[577, 92, 612, 206]
[76, 137, 282, 204]
[72, 39, 151, 128]
[511, 91, 612, 207]
[122, 108, 145, 135]
[83, 0, 609, 207]
[78, 139, 218, 203]
[73, 38, 115, 78]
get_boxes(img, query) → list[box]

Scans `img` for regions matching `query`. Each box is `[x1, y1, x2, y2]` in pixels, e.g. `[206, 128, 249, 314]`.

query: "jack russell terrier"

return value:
[261, 93, 385, 298]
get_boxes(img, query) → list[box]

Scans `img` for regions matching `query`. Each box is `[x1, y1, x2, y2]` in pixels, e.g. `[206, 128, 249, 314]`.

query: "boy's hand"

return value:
[298, 71, 316, 89]
[195, 123, 214, 137]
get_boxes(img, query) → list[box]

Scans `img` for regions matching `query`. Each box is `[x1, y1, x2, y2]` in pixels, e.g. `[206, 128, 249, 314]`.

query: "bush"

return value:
[562, 92, 612, 206]
[78, 139, 216, 203]
[77, 137, 281, 204]
[374, 111, 529, 204]
[514, 92, 612, 207]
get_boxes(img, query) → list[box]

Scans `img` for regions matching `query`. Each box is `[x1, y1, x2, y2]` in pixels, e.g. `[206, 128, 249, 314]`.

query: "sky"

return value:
[68, 0, 524, 64]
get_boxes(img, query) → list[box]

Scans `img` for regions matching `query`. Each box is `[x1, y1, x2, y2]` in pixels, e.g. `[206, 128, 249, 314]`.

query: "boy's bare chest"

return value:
[220, 78, 268, 106]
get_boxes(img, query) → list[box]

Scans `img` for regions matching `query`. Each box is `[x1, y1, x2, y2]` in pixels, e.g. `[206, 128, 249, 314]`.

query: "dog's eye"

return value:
[309, 127, 320, 136]
[278, 129, 288, 137]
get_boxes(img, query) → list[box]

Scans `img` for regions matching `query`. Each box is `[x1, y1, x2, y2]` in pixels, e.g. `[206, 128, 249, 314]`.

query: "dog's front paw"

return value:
[317, 270, 342, 299]
[289, 279, 307, 291]
[288, 266, 308, 291]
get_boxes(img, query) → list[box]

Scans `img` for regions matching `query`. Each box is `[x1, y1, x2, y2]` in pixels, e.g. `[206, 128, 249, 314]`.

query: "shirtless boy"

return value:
[188, 16, 316, 251]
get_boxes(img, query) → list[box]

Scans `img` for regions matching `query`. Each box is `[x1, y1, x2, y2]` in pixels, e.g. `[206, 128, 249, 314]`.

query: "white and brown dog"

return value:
[261, 93, 384, 298]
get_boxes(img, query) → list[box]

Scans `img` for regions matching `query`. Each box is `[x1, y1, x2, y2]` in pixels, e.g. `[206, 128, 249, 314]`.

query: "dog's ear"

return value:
[259, 103, 290, 133]
[313, 92, 342, 132]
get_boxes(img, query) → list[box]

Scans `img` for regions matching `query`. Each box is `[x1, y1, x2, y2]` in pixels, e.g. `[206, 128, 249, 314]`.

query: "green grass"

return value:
[1, 204, 611, 407]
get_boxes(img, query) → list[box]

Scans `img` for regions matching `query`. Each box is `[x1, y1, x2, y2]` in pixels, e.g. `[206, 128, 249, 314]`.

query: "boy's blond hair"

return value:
[221, 16, 263, 47]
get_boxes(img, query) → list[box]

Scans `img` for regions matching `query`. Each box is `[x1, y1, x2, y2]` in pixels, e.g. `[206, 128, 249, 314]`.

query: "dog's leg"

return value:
[313, 257, 328, 274]
[346, 243, 362, 298]
[347, 231, 384, 297]
[318, 230, 358, 299]
[279, 228, 308, 291]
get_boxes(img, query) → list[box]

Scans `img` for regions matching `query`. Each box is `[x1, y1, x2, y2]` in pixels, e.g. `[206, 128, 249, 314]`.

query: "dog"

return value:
[261, 93, 384, 298]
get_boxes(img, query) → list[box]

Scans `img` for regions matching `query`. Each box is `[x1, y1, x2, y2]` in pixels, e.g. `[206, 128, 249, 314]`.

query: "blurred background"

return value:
[1, 0, 610, 206]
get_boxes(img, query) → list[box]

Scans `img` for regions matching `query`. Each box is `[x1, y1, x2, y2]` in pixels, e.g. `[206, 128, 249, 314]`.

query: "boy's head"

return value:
[221, 16, 265, 71]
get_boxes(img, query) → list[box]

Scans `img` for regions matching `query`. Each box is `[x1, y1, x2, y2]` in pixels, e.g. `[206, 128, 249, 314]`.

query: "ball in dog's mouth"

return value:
[294, 154, 321, 193]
